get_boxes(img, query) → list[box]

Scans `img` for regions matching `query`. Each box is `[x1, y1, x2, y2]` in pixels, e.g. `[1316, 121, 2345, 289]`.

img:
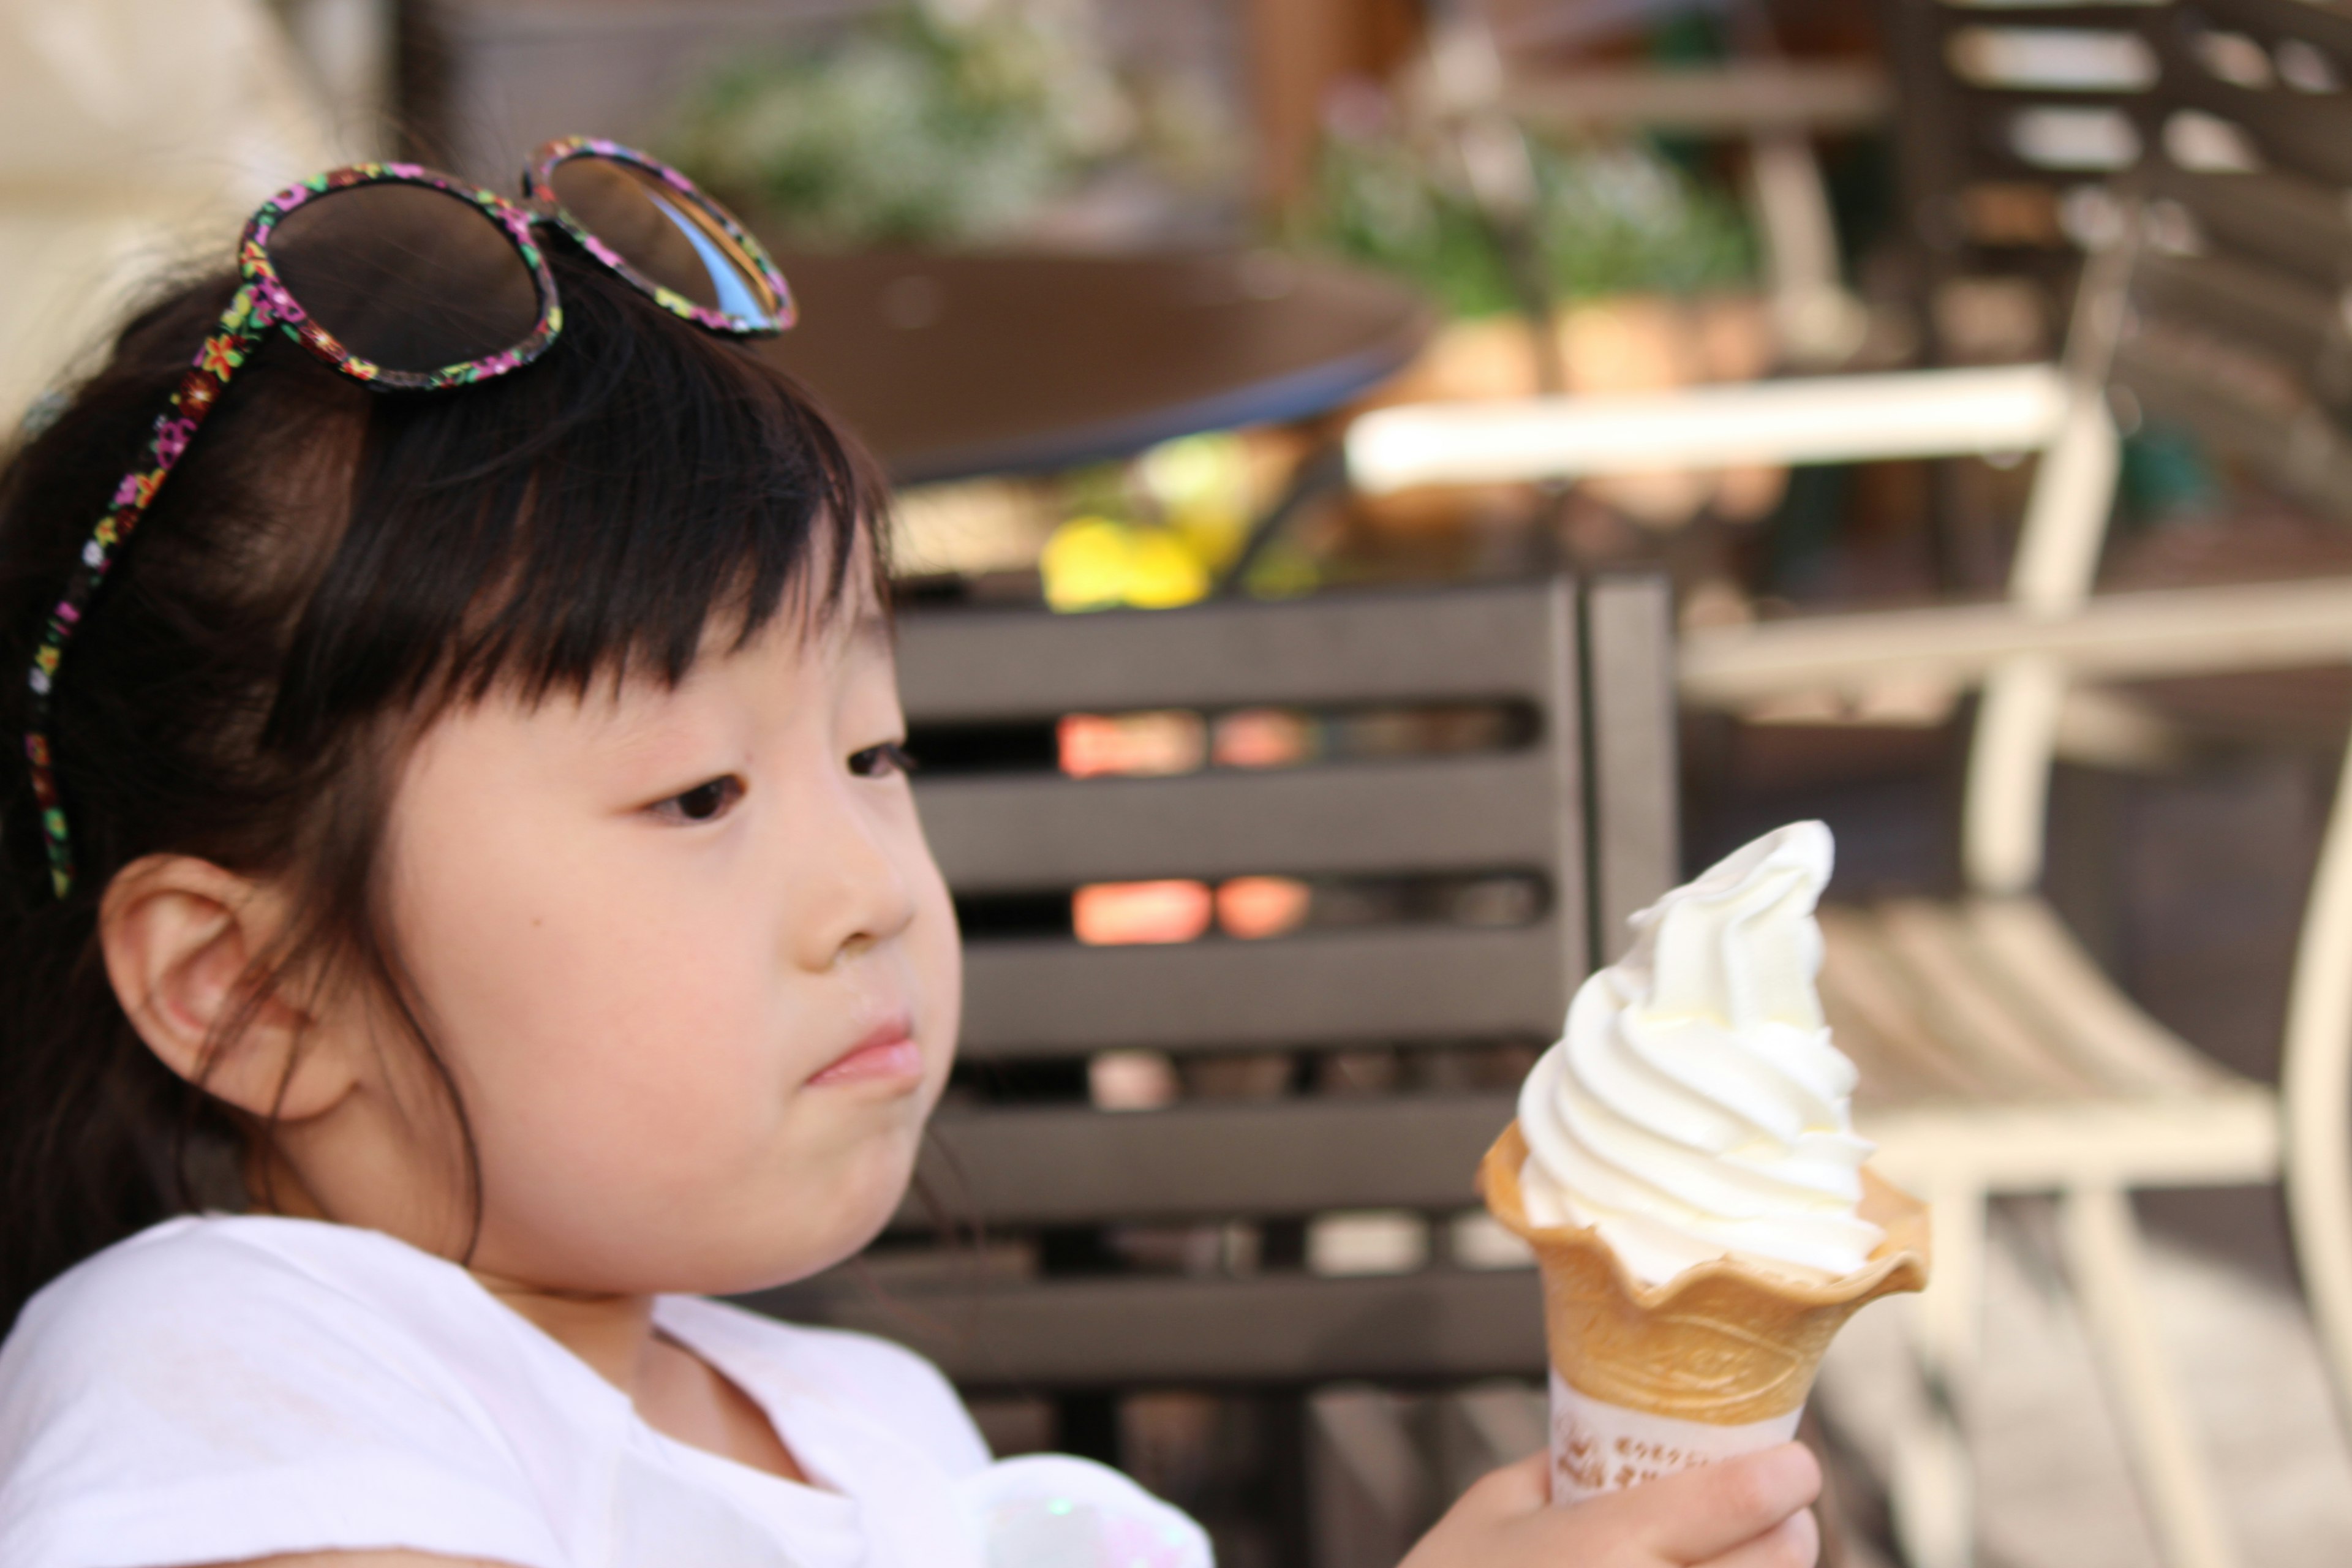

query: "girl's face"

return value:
[353, 590, 959, 1297]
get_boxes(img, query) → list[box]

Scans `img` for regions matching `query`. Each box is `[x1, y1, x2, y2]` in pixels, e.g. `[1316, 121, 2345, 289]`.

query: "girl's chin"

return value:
[747, 1166, 921, 1290]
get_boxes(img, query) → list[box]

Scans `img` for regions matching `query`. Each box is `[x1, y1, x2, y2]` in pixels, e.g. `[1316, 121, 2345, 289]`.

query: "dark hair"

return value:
[0, 246, 888, 1332]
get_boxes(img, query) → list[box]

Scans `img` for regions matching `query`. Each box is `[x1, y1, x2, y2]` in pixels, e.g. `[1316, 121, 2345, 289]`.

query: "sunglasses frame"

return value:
[23, 140, 794, 897]
[527, 136, 796, 339]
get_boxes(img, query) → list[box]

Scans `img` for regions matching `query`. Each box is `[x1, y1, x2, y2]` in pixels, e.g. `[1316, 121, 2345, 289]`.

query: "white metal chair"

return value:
[1343, 231, 2352, 1568]
[1679, 503, 2352, 1568]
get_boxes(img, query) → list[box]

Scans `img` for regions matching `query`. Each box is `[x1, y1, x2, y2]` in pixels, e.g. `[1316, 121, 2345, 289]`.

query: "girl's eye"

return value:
[850, 741, 914, 779]
[655, 775, 744, 824]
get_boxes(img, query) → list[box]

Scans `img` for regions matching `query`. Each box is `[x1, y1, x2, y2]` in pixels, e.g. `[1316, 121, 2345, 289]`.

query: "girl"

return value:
[0, 143, 1821, 1568]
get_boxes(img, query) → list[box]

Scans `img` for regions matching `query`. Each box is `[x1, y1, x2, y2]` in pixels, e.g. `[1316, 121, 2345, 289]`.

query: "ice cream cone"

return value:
[1480, 1121, 1929, 1499]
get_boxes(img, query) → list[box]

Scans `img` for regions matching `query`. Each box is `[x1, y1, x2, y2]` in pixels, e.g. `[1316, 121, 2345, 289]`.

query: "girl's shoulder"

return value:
[2, 1213, 524, 1402]
[0, 1216, 574, 1568]
[21, 1207, 442, 1298]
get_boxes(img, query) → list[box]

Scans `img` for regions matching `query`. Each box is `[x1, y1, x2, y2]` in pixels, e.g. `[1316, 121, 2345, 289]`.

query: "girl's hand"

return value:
[1399, 1442, 1822, 1568]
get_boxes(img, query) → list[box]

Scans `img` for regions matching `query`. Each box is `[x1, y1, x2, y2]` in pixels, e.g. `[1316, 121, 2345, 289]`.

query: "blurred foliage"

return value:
[1298, 94, 1757, 318]
[2120, 421, 2222, 526]
[664, 0, 1224, 249]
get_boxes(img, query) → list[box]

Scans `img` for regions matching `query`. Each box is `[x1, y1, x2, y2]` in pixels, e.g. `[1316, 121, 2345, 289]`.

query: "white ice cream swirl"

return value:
[1517, 821, 1882, 1285]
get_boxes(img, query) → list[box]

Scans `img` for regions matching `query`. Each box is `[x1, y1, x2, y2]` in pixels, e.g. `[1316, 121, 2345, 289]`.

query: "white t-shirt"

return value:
[0, 1216, 1212, 1568]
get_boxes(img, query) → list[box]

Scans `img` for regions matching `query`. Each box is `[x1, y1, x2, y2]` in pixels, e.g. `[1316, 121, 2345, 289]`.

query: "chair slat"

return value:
[1873, 900, 2106, 1099]
[1584, 576, 1679, 967]
[1961, 897, 2226, 1096]
[2136, 252, 2338, 378]
[2152, 168, 2351, 291]
[899, 581, 1574, 720]
[959, 925, 1574, 1056]
[2114, 344, 2352, 521]
[918, 750, 1564, 891]
[910, 1093, 1517, 1226]
[751, 1269, 1548, 1390]
[1820, 907, 2010, 1107]
[2192, 0, 2352, 70]
[2166, 68, 2352, 187]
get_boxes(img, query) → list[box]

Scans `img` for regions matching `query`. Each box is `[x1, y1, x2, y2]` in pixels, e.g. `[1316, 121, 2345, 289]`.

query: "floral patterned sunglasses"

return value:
[23, 136, 794, 898]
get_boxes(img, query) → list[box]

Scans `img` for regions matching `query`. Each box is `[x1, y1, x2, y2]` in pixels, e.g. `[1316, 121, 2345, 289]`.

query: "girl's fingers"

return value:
[1633, 1444, 1822, 1563]
[1450, 1449, 1553, 1520]
[1694, 1509, 1821, 1568]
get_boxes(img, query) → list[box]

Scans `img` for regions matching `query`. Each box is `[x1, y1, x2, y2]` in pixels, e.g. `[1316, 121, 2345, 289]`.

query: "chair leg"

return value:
[2059, 1183, 2240, 1568]
[2280, 728, 2352, 1445]
[1308, 1386, 1429, 1568]
[2286, 1088, 2352, 1450]
[1449, 1382, 1547, 1472]
[1889, 1183, 1981, 1568]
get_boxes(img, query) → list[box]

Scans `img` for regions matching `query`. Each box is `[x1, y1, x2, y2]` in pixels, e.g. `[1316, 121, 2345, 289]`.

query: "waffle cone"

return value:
[1480, 1122, 1929, 1425]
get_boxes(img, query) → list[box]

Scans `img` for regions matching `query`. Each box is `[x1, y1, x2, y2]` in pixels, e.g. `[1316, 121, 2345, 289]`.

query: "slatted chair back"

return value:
[2116, 1, 2352, 515]
[1885, 0, 2169, 304]
[752, 575, 1676, 1400]
[1935, 3, 2352, 900]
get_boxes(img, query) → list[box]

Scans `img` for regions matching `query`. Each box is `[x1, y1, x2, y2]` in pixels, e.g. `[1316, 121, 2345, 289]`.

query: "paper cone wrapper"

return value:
[1480, 1122, 1929, 1502]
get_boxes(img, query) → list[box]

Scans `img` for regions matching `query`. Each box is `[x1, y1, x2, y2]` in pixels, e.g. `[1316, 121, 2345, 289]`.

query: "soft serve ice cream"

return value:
[1478, 820, 1929, 1502]
[1515, 820, 1883, 1286]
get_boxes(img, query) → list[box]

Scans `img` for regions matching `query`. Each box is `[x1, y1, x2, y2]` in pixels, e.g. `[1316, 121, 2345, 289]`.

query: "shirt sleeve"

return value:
[0, 1224, 568, 1568]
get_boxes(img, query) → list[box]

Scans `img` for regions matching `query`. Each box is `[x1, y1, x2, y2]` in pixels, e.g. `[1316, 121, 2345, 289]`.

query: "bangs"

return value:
[263, 247, 884, 750]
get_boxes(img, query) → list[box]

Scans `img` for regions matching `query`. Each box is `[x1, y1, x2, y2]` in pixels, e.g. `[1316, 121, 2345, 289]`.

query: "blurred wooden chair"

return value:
[755, 575, 1678, 1566]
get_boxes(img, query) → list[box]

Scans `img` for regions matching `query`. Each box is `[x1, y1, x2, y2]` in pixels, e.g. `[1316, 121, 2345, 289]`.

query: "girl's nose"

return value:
[789, 780, 921, 972]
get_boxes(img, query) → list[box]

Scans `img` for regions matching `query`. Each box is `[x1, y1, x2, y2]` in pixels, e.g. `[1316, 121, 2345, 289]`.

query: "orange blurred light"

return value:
[1073, 880, 1214, 946]
[1058, 710, 1207, 780]
[1211, 707, 1316, 769]
[1216, 875, 1312, 940]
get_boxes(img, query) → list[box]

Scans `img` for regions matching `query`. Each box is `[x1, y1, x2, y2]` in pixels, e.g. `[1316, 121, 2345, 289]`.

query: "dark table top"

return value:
[754, 249, 1433, 486]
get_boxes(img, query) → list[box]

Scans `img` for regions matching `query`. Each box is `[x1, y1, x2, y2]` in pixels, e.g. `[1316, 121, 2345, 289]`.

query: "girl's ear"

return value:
[99, 854, 355, 1121]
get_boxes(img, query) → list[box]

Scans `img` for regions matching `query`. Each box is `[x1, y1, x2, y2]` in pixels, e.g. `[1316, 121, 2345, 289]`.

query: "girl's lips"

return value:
[808, 1021, 922, 1087]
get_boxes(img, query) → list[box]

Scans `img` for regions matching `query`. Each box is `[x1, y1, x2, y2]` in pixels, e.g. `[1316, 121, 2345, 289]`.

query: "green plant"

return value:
[665, 0, 1152, 247]
[1303, 103, 1757, 315]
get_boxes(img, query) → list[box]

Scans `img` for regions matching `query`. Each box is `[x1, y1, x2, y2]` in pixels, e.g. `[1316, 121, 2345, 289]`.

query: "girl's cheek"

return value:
[915, 861, 963, 1058]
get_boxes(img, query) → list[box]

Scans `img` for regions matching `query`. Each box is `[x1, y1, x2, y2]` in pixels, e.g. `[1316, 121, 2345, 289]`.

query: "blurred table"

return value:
[756, 249, 1433, 485]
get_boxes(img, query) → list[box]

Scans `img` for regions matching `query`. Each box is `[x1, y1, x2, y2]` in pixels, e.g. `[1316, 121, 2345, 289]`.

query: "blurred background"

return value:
[14, 2, 2352, 1566]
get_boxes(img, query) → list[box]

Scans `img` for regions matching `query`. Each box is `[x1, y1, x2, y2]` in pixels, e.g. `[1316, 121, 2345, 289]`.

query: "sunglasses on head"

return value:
[23, 137, 794, 899]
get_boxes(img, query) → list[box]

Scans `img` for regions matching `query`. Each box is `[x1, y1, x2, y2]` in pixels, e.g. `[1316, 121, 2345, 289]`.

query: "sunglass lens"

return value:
[268, 183, 541, 371]
[549, 156, 783, 328]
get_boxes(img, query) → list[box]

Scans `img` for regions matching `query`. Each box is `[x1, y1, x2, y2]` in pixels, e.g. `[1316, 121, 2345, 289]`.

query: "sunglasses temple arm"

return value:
[24, 285, 265, 897]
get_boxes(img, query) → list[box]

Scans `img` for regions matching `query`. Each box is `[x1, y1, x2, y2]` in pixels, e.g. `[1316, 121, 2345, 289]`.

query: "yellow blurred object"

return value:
[1142, 431, 1256, 578]
[1120, 530, 1212, 607]
[1041, 515, 1212, 612]
[1141, 432, 1248, 522]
